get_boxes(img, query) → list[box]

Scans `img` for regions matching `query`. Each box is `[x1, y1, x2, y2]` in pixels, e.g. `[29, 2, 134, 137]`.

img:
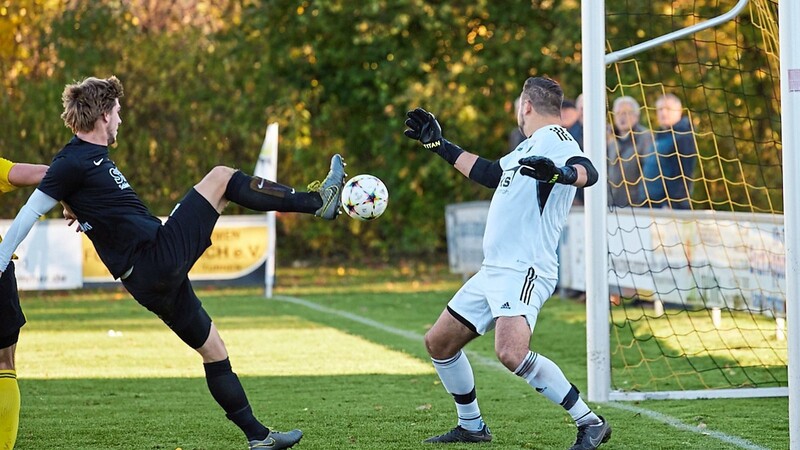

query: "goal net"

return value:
[599, 0, 785, 400]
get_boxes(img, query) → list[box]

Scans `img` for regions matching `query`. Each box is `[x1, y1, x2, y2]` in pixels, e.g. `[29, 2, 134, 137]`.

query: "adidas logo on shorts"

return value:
[500, 302, 511, 310]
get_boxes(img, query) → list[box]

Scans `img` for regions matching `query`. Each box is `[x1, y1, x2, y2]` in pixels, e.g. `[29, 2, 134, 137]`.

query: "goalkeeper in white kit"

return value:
[404, 76, 610, 450]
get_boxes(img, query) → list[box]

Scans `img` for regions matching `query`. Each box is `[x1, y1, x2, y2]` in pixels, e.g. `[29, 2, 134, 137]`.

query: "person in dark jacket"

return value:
[607, 96, 653, 207]
[642, 93, 698, 209]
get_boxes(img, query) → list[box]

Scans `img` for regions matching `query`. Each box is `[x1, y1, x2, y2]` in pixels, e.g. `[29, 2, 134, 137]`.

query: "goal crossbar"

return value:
[605, 0, 749, 64]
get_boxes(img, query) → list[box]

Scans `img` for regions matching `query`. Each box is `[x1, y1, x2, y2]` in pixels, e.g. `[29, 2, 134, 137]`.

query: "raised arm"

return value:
[404, 107, 503, 188]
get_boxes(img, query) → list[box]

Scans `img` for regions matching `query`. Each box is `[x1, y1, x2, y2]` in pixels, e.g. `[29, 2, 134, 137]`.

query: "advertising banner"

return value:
[82, 215, 269, 283]
[2, 216, 269, 289]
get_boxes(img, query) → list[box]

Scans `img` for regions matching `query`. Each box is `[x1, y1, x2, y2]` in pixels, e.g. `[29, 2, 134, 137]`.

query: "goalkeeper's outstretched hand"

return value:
[519, 155, 578, 185]
[404, 108, 443, 149]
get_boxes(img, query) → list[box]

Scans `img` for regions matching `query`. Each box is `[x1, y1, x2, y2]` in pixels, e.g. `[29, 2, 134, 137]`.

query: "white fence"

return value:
[445, 202, 786, 315]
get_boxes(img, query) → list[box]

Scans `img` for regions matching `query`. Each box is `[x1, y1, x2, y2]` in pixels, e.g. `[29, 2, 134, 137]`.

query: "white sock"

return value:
[432, 350, 484, 431]
[514, 351, 600, 426]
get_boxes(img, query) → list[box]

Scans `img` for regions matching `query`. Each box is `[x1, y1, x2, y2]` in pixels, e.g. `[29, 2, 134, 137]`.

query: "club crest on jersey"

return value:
[109, 167, 130, 190]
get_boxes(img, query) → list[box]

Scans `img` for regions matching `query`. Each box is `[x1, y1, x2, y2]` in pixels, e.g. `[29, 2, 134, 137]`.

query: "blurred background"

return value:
[0, 0, 586, 263]
[0, 0, 779, 263]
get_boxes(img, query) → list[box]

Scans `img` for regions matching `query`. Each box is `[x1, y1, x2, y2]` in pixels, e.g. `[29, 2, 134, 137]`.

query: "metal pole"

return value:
[583, 0, 610, 402]
[779, 0, 800, 446]
[605, 0, 749, 64]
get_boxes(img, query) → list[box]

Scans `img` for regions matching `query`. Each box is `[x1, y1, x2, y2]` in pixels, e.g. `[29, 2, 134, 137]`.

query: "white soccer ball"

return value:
[341, 174, 389, 221]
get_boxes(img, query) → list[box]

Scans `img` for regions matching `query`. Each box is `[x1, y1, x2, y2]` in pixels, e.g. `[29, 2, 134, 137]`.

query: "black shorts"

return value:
[0, 261, 24, 348]
[121, 189, 219, 348]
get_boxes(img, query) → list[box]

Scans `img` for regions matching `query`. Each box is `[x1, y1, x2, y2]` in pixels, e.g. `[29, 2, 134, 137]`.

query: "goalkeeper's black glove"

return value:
[518, 155, 578, 185]
[404, 107, 464, 165]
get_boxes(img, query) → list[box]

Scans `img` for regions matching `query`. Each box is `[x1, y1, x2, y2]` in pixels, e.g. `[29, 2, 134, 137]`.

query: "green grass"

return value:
[13, 267, 790, 449]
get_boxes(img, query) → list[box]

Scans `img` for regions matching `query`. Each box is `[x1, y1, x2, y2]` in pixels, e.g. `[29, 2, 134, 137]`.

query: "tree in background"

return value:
[1, 0, 777, 259]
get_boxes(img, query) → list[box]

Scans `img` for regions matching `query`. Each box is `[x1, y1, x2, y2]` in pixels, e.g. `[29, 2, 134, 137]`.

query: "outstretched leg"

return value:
[194, 155, 346, 220]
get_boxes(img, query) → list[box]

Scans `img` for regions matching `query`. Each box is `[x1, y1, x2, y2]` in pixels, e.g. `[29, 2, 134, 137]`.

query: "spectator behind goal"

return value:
[641, 93, 698, 209]
[606, 96, 653, 207]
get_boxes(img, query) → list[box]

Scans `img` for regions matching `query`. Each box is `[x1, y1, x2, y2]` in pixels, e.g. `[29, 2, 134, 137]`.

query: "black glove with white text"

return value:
[404, 108, 464, 165]
[518, 155, 578, 185]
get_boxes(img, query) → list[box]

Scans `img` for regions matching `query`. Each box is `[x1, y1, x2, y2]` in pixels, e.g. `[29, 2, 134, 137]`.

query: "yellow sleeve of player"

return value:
[0, 157, 18, 193]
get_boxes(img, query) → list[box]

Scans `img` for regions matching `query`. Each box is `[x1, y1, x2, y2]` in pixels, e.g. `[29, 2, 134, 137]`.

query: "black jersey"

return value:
[38, 136, 161, 278]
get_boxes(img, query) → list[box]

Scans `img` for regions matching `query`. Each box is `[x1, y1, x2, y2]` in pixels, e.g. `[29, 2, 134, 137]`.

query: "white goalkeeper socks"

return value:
[514, 351, 600, 427]
[432, 350, 485, 431]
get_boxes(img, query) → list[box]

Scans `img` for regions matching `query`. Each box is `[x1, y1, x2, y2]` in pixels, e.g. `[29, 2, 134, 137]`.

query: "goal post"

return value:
[582, 0, 610, 404]
[779, 0, 800, 447]
[582, 1, 795, 439]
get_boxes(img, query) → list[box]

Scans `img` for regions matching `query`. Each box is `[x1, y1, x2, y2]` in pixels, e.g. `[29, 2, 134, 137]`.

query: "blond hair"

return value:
[61, 76, 124, 133]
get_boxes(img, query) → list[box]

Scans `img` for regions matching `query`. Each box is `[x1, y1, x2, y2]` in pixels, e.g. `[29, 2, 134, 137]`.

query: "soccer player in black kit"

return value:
[0, 76, 344, 450]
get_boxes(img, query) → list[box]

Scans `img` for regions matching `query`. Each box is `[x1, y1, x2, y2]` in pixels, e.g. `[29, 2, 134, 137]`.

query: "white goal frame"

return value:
[581, 0, 799, 446]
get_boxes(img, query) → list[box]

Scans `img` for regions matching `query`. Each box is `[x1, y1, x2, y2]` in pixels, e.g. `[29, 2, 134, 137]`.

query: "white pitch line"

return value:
[608, 402, 769, 450]
[274, 295, 771, 450]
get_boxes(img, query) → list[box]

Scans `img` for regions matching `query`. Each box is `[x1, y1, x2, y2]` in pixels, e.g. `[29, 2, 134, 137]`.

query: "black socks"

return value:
[224, 170, 321, 214]
[204, 358, 269, 441]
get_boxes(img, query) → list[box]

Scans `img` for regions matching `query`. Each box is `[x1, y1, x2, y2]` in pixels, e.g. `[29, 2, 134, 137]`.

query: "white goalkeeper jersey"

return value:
[482, 124, 583, 278]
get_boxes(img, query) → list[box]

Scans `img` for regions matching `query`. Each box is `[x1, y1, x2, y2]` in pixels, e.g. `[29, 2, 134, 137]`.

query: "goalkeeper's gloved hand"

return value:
[404, 108, 464, 165]
[519, 155, 578, 185]
[404, 107, 443, 148]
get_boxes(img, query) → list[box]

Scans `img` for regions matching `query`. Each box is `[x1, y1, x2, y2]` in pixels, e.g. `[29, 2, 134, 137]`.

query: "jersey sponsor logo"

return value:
[551, 126, 574, 142]
[93, 158, 104, 166]
[109, 167, 131, 190]
[498, 168, 518, 190]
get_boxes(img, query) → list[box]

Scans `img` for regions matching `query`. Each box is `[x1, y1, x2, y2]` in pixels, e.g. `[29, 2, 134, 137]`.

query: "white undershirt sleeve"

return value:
[0, 189, 59, 271]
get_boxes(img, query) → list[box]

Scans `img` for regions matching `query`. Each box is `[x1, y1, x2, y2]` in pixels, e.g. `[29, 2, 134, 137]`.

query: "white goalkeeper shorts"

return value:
[447, 264, 557, 335]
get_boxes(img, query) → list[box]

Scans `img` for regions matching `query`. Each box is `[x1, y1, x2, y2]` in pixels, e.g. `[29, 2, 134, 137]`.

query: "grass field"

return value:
[13, 266, 789, 449]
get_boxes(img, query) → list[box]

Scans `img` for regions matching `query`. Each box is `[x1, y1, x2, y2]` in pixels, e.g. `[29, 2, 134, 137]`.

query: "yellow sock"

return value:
[0, 370, 20, 450]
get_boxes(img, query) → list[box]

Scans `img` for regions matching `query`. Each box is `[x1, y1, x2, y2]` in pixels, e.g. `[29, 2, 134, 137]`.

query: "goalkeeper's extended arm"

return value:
[403, 108, 502, 187]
